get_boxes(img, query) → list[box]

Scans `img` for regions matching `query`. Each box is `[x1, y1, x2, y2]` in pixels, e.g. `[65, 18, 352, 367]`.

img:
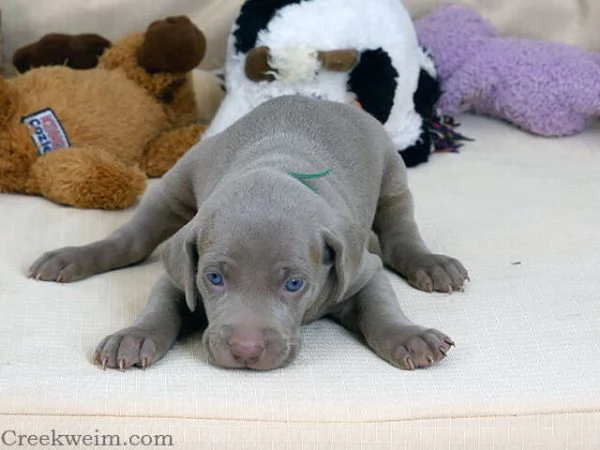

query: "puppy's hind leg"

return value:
[94, 275, 204, 370]
[373, 154, 468, 293]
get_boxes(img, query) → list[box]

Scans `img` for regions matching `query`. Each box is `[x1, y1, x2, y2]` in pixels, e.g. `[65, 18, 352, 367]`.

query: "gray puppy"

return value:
[29, 96, 468, 371]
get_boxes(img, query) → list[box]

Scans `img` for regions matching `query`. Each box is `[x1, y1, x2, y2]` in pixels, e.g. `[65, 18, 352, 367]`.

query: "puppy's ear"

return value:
[162, 221, 200, 312]
[322, 215, 368, 303]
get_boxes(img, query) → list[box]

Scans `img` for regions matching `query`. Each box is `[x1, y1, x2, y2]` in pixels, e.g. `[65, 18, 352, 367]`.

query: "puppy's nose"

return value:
[228, 331, 265, 364]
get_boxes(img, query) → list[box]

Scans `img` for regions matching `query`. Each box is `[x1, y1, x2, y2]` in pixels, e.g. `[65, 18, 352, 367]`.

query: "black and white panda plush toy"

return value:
[204, 0, 442, 167]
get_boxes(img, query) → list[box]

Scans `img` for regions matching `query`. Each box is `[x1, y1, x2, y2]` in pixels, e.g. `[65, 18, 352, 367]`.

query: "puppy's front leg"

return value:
[29, 181, 195, 283]
[94, 275, 198, 370]
[329, 271, 453, 369]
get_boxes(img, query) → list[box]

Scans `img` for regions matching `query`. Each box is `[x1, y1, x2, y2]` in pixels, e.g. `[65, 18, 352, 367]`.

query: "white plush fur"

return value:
[205, 0, 428, 150]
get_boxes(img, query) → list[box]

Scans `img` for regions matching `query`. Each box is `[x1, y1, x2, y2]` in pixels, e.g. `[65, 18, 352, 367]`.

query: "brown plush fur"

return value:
[144, 123, 207, 177]
[317, 49, 359, 72]
[138, 16, 206, 73]
[13, 33, 112, 73]
[1, 17, 224, 209]
[98, 33, 200, 129]
[245, 47, 276, 82]
[26, 147, 147, 209]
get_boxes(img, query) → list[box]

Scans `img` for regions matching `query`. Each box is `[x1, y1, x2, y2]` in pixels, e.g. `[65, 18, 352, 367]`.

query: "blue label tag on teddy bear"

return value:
[21, 108, 71, 156]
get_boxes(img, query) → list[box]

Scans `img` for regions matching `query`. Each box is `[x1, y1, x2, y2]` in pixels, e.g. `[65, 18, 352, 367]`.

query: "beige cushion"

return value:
[1, 116, 600, 448]
[2, 0, 599, 71]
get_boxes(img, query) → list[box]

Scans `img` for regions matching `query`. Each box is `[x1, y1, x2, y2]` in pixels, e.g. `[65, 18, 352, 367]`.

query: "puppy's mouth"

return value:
[245, 341, 300, 371]
[204, 332, 301, 371]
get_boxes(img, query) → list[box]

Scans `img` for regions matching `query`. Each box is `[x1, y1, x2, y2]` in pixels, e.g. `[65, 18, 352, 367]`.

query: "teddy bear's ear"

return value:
[0, 77, 19, 126]
[12, 43, 36, 73]
[138, 16, 206, 73]
[13, 34, 112, 73]
[58, 34, 112, 70]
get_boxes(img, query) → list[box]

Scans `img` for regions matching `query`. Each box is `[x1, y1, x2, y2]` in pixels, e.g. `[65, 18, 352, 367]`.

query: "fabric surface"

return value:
[0, 413, 598, 449]
[2, 0, 599, 72]
[1, 115, 599, 449]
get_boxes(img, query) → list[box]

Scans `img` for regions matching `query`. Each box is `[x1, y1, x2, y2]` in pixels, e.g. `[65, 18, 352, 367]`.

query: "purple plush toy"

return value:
[415, 4, 600, 137]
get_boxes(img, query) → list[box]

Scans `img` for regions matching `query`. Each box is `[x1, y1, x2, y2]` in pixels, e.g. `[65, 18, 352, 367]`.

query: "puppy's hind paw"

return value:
[403, 253, 469, 293]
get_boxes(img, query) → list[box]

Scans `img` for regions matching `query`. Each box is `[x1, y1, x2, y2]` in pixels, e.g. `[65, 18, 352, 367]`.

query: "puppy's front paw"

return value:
[28, 247, 95, 283]
[403, 253, 469, 293]
[376, 326, 454, 370]
[94, 328, 165, 371]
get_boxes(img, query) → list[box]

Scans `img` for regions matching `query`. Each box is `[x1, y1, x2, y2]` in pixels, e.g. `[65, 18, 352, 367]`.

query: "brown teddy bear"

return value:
[0, 16, 225, 209]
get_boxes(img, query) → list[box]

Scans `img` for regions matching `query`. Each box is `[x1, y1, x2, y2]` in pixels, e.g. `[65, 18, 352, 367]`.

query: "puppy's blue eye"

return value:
[206, 272, 224, 286]
[285, 278, 304, 293]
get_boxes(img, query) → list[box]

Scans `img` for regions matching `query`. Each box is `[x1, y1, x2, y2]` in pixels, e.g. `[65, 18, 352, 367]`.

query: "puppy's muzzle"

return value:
[204, 325, 300, 370]
[228, 329, 265, 365]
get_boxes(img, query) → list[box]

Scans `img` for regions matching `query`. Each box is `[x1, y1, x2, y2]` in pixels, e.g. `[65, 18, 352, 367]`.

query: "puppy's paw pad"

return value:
[388, 327, 454, 370]
[406, 254, 469, 293]
[94, 328, 161, 371]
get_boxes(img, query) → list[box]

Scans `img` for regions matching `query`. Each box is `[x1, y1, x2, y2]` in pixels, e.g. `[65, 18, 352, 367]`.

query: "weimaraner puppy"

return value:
[29, 95, 468, 371]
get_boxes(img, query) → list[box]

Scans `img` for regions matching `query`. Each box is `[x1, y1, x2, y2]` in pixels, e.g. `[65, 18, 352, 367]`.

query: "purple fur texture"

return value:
[416, 4, 600, 136]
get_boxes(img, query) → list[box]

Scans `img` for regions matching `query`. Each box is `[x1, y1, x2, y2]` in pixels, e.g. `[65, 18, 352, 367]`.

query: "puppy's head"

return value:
[163, 172, 366, 370]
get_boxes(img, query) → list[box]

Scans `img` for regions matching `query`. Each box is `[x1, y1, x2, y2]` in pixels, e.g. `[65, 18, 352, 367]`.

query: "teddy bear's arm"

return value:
[25, 147, 147, 209]
[144, 123, 207, 177]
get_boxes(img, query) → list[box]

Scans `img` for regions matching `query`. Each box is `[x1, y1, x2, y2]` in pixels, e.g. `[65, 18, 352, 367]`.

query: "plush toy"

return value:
[13, 33, 112, 72]
[12, 26, 225, 126]
[1, 16, 225, 209]
[203, 0, 446, 167]
[416, 4, 600, 137]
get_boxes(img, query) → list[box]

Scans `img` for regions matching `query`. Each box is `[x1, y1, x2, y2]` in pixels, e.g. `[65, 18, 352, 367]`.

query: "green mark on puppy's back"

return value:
[288, 168, 333, 193]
